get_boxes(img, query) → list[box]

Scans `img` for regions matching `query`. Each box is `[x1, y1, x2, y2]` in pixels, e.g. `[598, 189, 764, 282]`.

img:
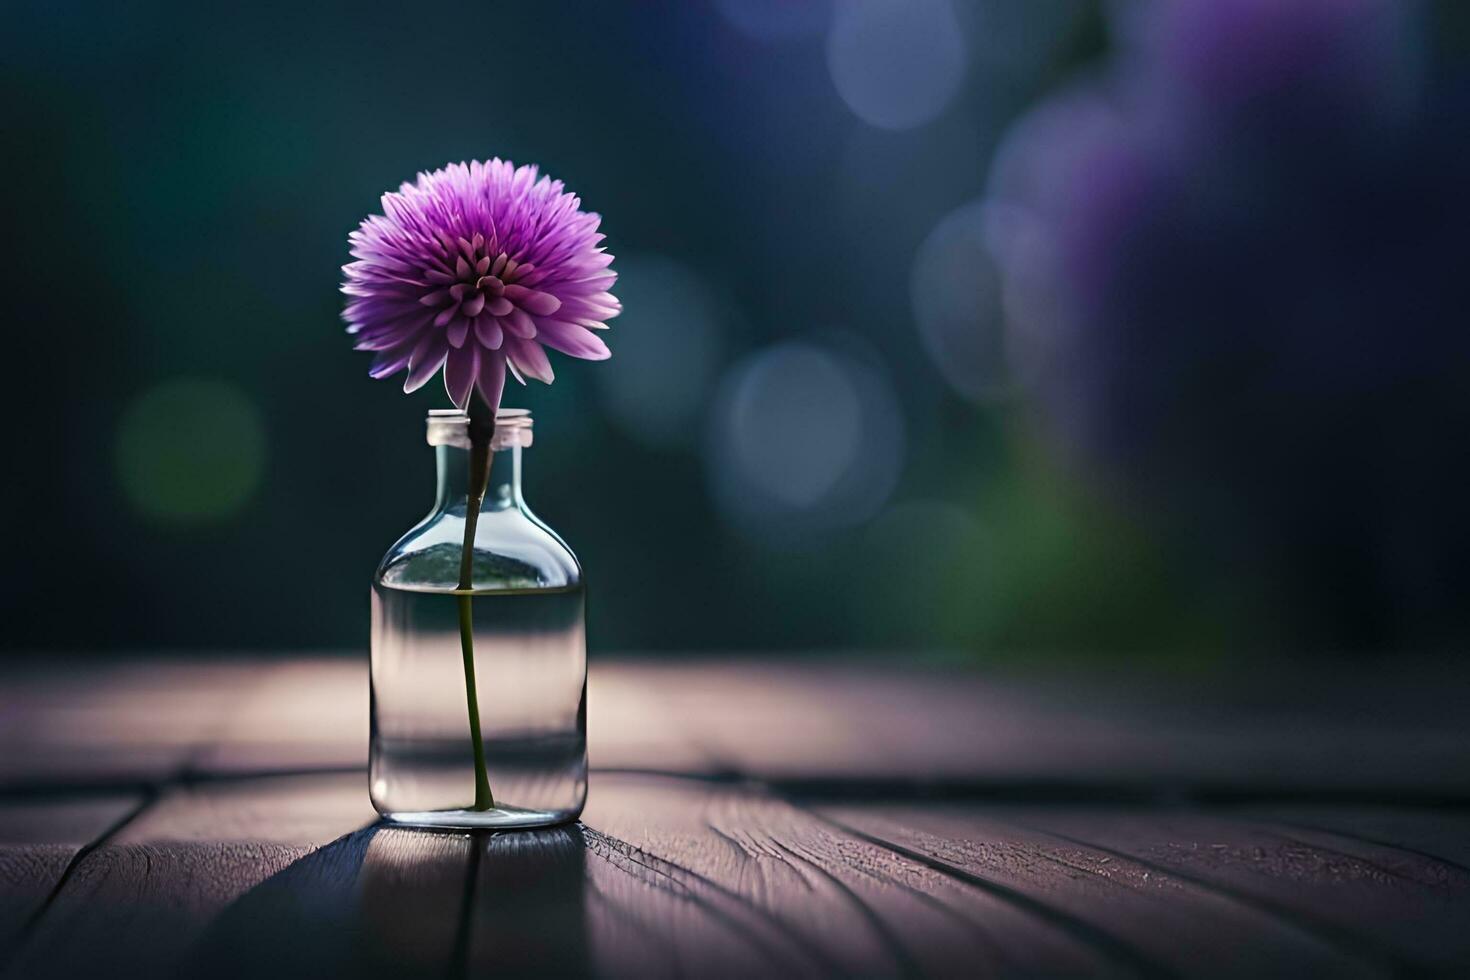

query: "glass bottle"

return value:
[370, 408, 586, 829]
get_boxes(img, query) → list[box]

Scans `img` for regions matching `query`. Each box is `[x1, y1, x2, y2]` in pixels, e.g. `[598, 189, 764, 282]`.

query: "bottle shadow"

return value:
[185, 821, 590, 978]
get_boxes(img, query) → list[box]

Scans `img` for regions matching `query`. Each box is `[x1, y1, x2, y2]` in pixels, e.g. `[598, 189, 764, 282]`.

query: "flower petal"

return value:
[476, 350, 508, 410]
[474, 317, 504, 350]
[486, 296, 513, 317]
[504, 284, 562, 316]
[557, 296, 621, 321]
[535, 319, 611, 360]
[443, 344, 480, 409]
[557, 271, 616, 292]
[460, 292, 486, 317]
[368, 336, 419, 378]
[503, 307, 537, 339]
[507, 337, 555, 384]
[564, 251, 614, 274]
[403, 334, 448, 393]
[353, 327, 414, 351]
[446, 318, 470, 348]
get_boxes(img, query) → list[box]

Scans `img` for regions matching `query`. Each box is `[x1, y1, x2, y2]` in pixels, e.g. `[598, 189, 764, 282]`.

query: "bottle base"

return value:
[378, 802, 582, 830]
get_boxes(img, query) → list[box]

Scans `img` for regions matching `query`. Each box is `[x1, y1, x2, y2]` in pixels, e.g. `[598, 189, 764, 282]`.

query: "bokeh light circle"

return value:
[596, 253, 727, 449]
[826, 0, 968, 130]
[731, 346, 863, 509]
[115, 377, 266, 524]
[910, 199, 1019, 401]
[707, 340, 905, 537]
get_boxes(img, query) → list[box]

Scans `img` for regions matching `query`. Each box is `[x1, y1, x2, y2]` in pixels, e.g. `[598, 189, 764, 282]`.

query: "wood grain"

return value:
[826, 803, 1470, 976]
[1010, 807, 1470, 974]
[0, 796, 139, 961]
[579, 773, 1111, 977]
[3, 656, 1469, 978]
[1238, 805, 1470, 871]
[4, 773, 375, 979]
[820, 804, 1378, 978]
[185, 827, 474, 980]
[465, 824, 592, 976]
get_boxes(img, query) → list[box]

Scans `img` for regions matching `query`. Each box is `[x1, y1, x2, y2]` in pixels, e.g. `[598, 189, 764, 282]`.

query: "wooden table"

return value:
[1, 655, 1468, 978]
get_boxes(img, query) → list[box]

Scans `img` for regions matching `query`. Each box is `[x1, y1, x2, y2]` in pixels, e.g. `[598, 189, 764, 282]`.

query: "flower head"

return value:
[342, 159, 619, 410]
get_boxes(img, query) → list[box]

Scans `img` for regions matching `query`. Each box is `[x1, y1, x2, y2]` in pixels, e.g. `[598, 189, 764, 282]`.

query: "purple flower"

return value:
[342, 159, 619, 410]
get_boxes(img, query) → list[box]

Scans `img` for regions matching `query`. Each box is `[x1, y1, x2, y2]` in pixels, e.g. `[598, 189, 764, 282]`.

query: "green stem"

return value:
[457, 398, 496, 811]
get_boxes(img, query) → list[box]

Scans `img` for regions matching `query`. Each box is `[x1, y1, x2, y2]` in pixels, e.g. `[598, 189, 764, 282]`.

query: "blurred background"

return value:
[4, 0, 1467, 664]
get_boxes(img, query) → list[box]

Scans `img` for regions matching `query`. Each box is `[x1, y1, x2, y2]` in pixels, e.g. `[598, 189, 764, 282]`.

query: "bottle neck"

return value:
[434, 443, 524, 514]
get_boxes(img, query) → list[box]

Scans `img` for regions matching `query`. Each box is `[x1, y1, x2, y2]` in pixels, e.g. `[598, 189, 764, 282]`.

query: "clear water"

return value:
[370, 583, 586, 828]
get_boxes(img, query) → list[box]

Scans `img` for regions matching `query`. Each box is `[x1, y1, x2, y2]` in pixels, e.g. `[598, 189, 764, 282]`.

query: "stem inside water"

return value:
[457, 397, 496, 811]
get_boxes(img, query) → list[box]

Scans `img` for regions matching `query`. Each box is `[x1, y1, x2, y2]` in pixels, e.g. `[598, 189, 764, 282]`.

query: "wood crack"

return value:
[812, 809, 1174, 979]
[1008, 820, 1412, 978]
[1237, 814, 1470, 880]
[766, 836, 924, 979]
[582, 824, 837, 976]
[1, 788, 158, 973]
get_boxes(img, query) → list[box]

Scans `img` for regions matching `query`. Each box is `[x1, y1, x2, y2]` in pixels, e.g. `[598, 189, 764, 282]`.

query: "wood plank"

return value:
[576, 773, 1114, 977]
[846, 811, 1470, 975]
[464, 824, 592, 976]
[8, 656, 1470, 799]
[1238, 806, 1470, 872]
[352, 829, 473, 978]
[830, 804, 1470, 975]
[0, 660, 263, 790]
[0, 795, 139, 961]
[1004, 808, 1470, 974]
[591, 659, 1470, 797]
[820, 804, 1384, 978]
[4, 773, 376, 979]
[588, 661, 724, 774]
[191, 659, 367, 776]
[126, 657, 720, 780]
[108, 773, 376, 844]
[589, 661, 1074, 783]
[182, 826, 473, 980]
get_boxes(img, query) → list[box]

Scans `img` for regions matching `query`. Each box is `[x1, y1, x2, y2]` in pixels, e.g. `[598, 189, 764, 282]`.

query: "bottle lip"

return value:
[426, 408, 533, 450]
